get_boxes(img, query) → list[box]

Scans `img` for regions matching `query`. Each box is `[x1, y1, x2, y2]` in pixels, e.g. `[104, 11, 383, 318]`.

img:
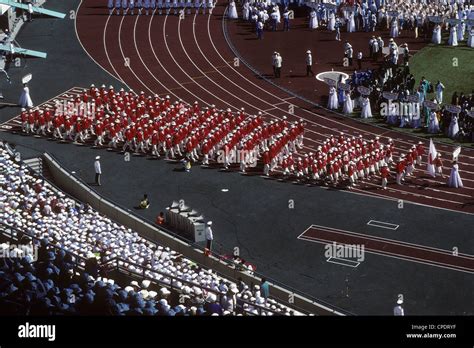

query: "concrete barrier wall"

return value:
[43, 153, 344, 316]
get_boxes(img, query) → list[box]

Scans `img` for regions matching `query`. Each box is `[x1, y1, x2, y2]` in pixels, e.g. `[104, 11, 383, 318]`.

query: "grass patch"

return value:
[409, 39, 474, 101]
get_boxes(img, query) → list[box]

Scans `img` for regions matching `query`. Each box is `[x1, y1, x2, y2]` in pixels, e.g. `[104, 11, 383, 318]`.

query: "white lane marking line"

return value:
[160, 13, 209, 104]
[367, 220, 399, 230]
[350, 187, 474, 217]
[118, 9, 154, 95]
[298, 235, 474, 274]
[306, 224, 474, 258]
[103, 8, 129, 88]
[147, 10, 182, 101]
[75, 1, 127, 86]
[326, 257, 360, 268]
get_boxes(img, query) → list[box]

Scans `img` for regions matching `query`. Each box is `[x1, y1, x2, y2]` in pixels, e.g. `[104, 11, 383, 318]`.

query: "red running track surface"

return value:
[299, 225, 474, 274]
[70, 1, 474, 214]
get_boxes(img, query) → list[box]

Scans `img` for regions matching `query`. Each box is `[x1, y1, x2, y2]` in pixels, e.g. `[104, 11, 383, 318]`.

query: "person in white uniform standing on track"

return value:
[94, 156, 102, 186]
[144, 0, 150, 15]
[205, 221, 213, 251]
[172, 0, 178, 15]
[194, 0, 200, 14]
[305, 50, 314, 77]
[207, 0, 214, 14]
[157, 0, 163, 14]
[393, 298, 404, 316]
[108, 0, 115, 15]
[136, 0, 143, 14]
[185, 0, 192, 14]
[228, 0, 238, 19]
[19, 83, 33, 109]
[447, 160, 463, 188]
[121, 0, 128, 15]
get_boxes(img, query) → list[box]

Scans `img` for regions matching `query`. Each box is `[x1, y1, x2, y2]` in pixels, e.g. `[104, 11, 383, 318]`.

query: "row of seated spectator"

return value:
[0, 142, 303, 315]
[0, 245, 293, 316]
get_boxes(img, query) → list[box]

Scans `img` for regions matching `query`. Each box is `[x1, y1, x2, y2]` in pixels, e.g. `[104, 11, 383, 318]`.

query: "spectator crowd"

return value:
[0, 142, 303, 315]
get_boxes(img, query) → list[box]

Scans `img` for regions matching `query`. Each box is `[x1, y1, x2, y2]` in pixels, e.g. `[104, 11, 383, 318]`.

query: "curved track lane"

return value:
[74, 1, 474, 214]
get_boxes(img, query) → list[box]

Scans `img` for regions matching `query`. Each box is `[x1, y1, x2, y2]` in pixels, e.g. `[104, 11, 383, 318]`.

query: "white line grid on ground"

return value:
[306, 224, 474, 257]
[298, 234, 474, 275]
[367, 220, 400, 230]
[326, 257, 360, 268]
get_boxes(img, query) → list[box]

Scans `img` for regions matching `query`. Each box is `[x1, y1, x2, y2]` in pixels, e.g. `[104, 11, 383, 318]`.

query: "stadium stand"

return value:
[0, 141, 305, 315]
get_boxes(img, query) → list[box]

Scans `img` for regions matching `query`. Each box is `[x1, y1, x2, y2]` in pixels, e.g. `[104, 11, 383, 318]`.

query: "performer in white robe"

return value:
[448, 114, 459, 138]
[108, 0, 115, 15]
[432, 24, 441, 44]
[309, 10, 318, 29]
[274, 5, 280, 24]
[342, 91, 353, 114]
[228, 0, 238, 19]
[347, 12, 355, 33]
[399, 102, 410, 127]
[457, 21, 465, 41]
[428, 111, 440, 133]
[242, 1, 250, 20]
[467, 28, 474, 48]
[360, 96, 372, 118]
[390, 18, 399, 38]
[19, 84, 33, 108]
[448, 26, 458, 46]
[328, 12, 335, 31]
[435, 81, 445, 104]
[327, 86, 338, 110]
[447, 162, 463, 188]
[411, 105, 421, 129]
[387, 101, 398, 125]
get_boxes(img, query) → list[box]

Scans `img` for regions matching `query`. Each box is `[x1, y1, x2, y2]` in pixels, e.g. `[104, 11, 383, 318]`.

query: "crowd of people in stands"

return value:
[0, 142, 303, 315]
[19, 84, 306, 174]
[0, 246, 288, 315]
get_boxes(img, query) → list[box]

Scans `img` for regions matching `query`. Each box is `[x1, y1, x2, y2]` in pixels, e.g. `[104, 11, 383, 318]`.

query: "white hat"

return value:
[207, 221, 213, 226]
[306, 50, 311, 54]
[397, 298, 403, 305]
[206, 293, 217, 302]
[95, 156, 100, 160]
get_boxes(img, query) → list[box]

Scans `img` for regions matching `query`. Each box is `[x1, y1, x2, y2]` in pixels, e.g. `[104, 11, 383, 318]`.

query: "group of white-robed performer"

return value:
[427, 140, 464, 188]
[108, 0, 215, 15]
